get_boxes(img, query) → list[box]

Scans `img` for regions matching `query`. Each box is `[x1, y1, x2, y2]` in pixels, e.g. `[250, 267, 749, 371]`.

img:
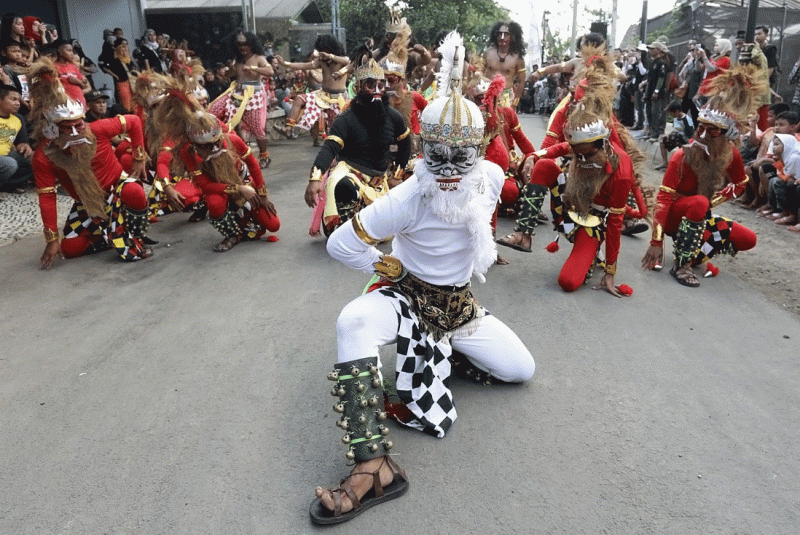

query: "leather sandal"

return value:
[496, 233, 532, 253]
[670, 264, 700, 287]
[309, 456, 409, 525]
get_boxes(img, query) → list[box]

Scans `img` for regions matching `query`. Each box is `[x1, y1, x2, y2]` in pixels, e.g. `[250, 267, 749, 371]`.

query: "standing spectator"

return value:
[205, 63, 228, 102]
[788, 54, 800, 115]
[106, 38, 138, 112]
[697, 39, 731, 100]
[0, 83, 32, 193]
[644, 41, 668, 141]
[632, 44, 649, 131]
[97, 29, 115, 80]
[137, 29, 164, 73]
[755, 25, 778, 88]
[677, 39, 704, 124]
[54, 40, 90, 108]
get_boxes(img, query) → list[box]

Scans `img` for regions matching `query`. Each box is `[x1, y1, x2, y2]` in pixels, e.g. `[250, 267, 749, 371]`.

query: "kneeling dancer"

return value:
[310, 32, 535, 524]
[497, 64, 635, 296]
[641, 64, 761, 286]
[30, 59, 152, 269]
[156, 93, 280, 252]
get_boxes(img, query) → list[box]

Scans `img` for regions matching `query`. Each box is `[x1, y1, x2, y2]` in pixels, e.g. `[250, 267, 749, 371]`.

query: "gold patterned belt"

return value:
[394, 273, 477, 340]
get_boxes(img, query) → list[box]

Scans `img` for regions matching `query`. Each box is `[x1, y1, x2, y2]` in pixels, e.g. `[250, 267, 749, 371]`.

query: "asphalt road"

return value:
[1, 116, 798, 534]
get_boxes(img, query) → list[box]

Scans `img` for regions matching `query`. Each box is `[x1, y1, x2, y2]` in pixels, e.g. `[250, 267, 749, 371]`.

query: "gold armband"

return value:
[133, 146, 145, 162]
[517, 67, 526, 73]
[710, 194, 726, 208]
[256, 186, 268, 197]
[309, 167, 323, 182]
[43, 228, 60, 243]
[224, 185, 240, 194]
[36, 187, 57, 195]
[352, 213, 379, 245]
[513, 97, 520, 107]
[337, 67, 348, 76]
[243, 148, 253, 159]
[659, 185, 677, 195]
[192, 170, 203, 177]
[651, 223, 664, 243]
[397, 128, 411, 141]
[373, 254, 406, 282]
[608, 206, 626, 214]
[326, 135, 345, 148]
[511, 124, 521, 132]
[118, 115, 127, 133]
[604, 262, 617, 275]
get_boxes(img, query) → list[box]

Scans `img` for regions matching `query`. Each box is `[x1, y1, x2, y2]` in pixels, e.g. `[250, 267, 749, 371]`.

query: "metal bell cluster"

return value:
[210, 210, 241, 238]
[328, 357, 392, 463]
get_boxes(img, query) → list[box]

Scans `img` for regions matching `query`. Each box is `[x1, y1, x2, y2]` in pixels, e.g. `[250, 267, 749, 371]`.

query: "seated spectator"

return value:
[0, 83, 32, 193]
[84, 89, 125, 122]
[1, 13, 34, 65]
[205, 63, 229, 102]
[760, 115, 800, 224]
[743, 102, 791, 208]
[1, 41, 31, 115]
[656, 100, 694, 170]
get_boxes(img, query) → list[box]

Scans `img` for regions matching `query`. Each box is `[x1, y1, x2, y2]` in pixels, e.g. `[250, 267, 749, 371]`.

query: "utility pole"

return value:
[610, 0, 618, 48]
[639, 1, 648, 44]
[571, 0, 579, 57]
[331, 0, 341, 43]
[541, 10, 550, 64]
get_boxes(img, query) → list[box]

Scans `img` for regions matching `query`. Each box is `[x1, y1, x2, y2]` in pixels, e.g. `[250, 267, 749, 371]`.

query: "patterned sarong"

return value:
[297, 89, 346, 131]
[549, 172, 607, 243]
[696, 214, 736, 264]
[63, 175, 150, 261]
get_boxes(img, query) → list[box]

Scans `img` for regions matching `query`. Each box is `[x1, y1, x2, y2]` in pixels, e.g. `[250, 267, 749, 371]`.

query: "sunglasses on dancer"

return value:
[695, 123, 724, 138]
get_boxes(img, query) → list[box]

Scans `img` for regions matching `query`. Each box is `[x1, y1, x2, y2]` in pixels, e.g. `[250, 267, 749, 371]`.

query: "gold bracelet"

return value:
[309, 167, 323, 182]
[256, 186, 267, 197]
[43, 228, 60, 243]
[36, 186, 57, 195]
[604, 262, 617, 275]
[651, 223, 664, 243]
[133, 146, 146, 162]
[373, 255, 405, 282]
[224, 185, 239, 194]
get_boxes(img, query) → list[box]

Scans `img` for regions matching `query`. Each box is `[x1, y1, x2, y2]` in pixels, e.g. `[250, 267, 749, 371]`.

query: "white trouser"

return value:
[336, 290, 535, 383]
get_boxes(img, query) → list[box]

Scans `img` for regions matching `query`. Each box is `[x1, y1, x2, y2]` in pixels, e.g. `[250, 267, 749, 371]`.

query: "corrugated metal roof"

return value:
[714, 0, 800, 9]
[144, 0, 313, 18]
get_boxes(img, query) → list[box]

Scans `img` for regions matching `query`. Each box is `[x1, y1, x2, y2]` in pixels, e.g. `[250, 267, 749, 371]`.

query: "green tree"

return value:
[318, 0, 510, 54]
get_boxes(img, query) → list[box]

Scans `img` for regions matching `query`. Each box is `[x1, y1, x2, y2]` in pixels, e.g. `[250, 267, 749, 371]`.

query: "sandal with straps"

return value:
[670, 264, 700, 287]
[309, 456, 409, 525]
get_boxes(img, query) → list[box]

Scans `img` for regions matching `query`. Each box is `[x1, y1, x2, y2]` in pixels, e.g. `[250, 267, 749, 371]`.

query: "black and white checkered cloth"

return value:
[378, 287, 459, 438]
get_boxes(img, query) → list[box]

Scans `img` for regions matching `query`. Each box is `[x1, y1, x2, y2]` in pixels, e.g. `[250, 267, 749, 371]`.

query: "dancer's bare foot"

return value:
[315, 456, 396, 515]
[787, 223, 800, 232]
[213, 234, 242, 252]
[496, 231, 532, 252]
[496, 253, 510, 265]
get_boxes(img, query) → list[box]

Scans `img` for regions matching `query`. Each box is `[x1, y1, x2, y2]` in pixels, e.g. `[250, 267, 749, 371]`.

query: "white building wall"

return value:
[62, 0, 145, 104]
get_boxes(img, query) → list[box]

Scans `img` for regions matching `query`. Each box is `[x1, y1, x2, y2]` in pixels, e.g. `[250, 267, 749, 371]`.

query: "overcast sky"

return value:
[495, 0, 676, 50]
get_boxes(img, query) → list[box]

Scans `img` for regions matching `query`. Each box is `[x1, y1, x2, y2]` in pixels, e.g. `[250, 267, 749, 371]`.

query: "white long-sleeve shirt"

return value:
[327, 160, 504, 287]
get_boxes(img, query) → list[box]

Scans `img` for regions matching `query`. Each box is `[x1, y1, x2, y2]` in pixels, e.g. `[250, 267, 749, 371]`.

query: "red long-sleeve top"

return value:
[654, 146, 746, 231]
[178, 132, 264, 195]
[485, 107, 535, 172]
[34, 115, 144, 233]
[538, 141, 634, 267]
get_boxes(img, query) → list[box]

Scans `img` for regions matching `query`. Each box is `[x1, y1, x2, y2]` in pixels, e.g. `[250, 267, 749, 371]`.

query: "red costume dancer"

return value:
[155, 91, 280, 252]
[29, 59, 152, 269]
[642, 64, 764, 287]
[478, 75, 535, 214]
[497, 57, 634, 297]
[130, 72, 205, 221]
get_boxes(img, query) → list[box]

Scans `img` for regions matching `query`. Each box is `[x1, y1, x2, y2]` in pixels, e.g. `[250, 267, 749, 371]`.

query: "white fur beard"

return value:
[415, 160, 497, 282]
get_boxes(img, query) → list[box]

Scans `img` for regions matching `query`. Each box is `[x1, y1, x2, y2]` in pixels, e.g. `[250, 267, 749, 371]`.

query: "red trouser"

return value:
[61, 182, 148, 258]
[558, 229, 600, 293]
[172, 179, 202, 208]
[662, 195, 757, 254]
[206, 193, 281, 232]
[530, 159, 602, 292]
